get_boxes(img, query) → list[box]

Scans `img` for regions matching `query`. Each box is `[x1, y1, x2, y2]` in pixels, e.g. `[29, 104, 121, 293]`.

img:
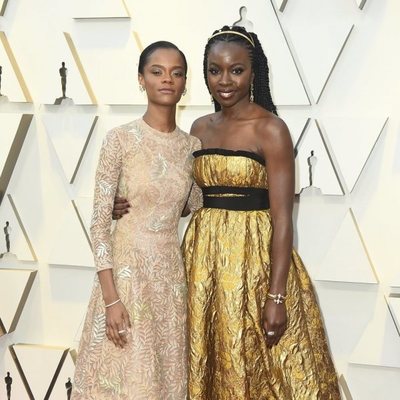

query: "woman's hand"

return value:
[112, 196, 130, 220]
[105, 301, 131, 348]
[262, 299, 287, 347]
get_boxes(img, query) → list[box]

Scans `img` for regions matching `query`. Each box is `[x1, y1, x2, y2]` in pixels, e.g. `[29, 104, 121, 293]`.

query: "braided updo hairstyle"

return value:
[203, 25, 277, 115]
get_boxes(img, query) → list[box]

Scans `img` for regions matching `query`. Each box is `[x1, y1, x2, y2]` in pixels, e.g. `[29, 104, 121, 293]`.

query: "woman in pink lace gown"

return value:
[71, 41, 200, 400]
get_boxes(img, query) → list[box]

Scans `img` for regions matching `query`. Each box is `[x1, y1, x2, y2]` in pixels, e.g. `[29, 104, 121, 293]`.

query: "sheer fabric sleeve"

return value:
[187, 136, 203, 213]
[90, 129, 123, 272]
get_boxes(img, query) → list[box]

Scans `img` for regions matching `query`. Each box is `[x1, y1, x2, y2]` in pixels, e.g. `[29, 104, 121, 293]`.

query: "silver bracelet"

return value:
[267, 292, 287, 304]
[105, 298, 121, 308]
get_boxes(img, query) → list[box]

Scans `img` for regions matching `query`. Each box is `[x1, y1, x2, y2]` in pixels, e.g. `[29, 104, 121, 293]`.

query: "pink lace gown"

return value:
[72, 118, 200, 400]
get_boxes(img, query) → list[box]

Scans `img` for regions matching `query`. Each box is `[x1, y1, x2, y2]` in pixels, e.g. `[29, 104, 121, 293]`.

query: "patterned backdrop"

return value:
[0, 0, 400, 399]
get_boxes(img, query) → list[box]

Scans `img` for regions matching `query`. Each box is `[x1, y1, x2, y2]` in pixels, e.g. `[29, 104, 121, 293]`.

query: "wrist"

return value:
[266, 292, 287, 304]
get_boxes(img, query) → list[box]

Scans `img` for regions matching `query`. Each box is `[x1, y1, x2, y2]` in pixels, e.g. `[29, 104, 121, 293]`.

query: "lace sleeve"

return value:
[187, 136, 203, 212]
[90, 129, 123, 271]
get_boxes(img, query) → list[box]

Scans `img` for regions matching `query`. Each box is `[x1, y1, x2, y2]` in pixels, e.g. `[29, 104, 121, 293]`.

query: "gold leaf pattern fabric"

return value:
[182, 151, 341, 400]
[72, 119, 201, 400]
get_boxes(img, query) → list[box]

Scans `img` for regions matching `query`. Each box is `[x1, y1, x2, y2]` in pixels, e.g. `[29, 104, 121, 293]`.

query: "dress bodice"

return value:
[193, 149, 268, 189]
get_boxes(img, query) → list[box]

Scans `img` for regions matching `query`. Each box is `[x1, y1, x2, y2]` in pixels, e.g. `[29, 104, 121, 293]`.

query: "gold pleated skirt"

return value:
[182, 151, 340, 399]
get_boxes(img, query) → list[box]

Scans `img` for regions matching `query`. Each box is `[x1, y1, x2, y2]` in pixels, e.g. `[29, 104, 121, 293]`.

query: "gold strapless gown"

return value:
[182, 149, 340, 400]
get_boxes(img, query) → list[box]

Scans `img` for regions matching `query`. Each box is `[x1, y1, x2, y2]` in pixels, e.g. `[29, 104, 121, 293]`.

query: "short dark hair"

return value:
[204, 25, 277, 115]
[138, 41, 188, 77]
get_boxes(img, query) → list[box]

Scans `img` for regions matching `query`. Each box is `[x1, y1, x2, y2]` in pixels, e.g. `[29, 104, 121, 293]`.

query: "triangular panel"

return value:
[42, 114, 98, 183]
[51, 351, 77, 399]
[295, 119, 343, 194]
[279, 0, 354, 102]
[71, 22, 143, 105]
[388, 296, 400, 335]
[11, 344, 69, 400]
[2, 348, 32, 400]
[0, 194, 37, 261]
[0, 269, 37, 335]
[0, 114, 33, 205]
[278, 111, 310, 147]
[321, 116, 388, 192]
[48, 201, 94, 268]
[316, 210, 378, 283]
[0, 114, 22, 173]
[350, 296, 400, 368]
[0, 32, 32, 102]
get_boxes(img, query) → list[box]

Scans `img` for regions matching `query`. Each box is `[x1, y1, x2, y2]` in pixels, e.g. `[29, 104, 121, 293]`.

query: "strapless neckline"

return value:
[193, 148, 265, 165]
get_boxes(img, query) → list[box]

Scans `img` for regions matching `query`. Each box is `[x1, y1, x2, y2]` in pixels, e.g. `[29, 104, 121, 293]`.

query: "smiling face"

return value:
[207, 41, 253, 108]
[138, 48, 187, 107]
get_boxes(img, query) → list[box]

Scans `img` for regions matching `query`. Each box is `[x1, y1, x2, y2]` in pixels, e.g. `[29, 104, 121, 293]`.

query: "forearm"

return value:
[268, 219, 293, 294]
[97, 269, 119, 304]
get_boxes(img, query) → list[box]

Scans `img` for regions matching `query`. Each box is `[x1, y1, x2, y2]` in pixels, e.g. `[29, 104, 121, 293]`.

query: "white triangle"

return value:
[316, 210, 377, 283]
[278, 110, 310, 146]
[50, 351, 77, 400]
[42, 114, 96, 183]
[18, 33, 92, 104]
[12, 344, 69, 399]
[294, 196, 348, 278]
[350, 296, 400, 368]
[2, 348, 32, 400]
[0, 269, 36, 334]
[48, 201, 94, 268]
[0, 195, 36, 261]
[321, 116, 387, 192]
[127, 0, 309, 105]
[72, 0, 129, 18]
[73, 196, 93, 240]
[279, 0, 354, 102]
[345, 364, 400, 400]
[295, 119, 343, 195]
[0, 114, 22, 172]
[388, 296, 400, 335]
[72, 24, 143, 105]
[0, 37, 27, 102]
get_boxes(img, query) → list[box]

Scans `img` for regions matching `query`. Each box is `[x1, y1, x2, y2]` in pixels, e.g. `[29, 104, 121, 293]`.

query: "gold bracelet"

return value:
[267, 292, 287, 304]
[105, 298, 121, 308]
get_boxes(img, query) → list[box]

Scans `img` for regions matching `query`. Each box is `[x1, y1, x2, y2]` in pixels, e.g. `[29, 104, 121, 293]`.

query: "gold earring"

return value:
[250, 83, 254, 103]
[210, 95, 214, 104]
[182, 88, 187, 96]
[139, 84, 145, 92]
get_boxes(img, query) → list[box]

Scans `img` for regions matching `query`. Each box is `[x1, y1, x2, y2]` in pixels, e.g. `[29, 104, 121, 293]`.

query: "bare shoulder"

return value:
[190, 113, 214, 140]
[255, 113, 292, 153]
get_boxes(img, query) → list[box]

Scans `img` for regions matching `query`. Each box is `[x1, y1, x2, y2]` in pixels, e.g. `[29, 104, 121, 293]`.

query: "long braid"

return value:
[203, 25, 277, 115]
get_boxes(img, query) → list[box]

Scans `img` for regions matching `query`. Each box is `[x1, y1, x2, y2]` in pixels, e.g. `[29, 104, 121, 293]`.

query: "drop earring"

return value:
[182, 88, 187, 96]
[250, 83, 254, 103]
[210, 95, 214, 104]
[139, 84, 145, 92]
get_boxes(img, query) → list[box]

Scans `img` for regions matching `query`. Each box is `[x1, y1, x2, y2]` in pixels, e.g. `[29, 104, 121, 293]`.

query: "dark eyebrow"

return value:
[150, 64, 184, 69]
[208, 62, 246, 68]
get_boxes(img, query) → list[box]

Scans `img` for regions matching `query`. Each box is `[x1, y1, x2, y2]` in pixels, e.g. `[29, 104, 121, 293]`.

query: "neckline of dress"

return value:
[140, 118, 180, 138]
[193, 148, 265, 165]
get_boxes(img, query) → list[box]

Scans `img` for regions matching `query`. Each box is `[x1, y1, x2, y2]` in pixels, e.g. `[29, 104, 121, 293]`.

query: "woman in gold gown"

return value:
[182, 26, 341, 399]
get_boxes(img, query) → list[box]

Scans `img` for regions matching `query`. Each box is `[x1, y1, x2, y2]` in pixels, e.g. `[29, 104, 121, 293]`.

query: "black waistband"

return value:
[202, 186, 270, 211]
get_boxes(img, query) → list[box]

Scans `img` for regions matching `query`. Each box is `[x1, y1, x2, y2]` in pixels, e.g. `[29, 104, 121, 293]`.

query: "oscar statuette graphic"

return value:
[4, 372, 12, 400]
[300, 150, 322, 196]
[55, 62, 73, 105]
[233, 6, 254, 32]
[65, 377, 72, 400]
